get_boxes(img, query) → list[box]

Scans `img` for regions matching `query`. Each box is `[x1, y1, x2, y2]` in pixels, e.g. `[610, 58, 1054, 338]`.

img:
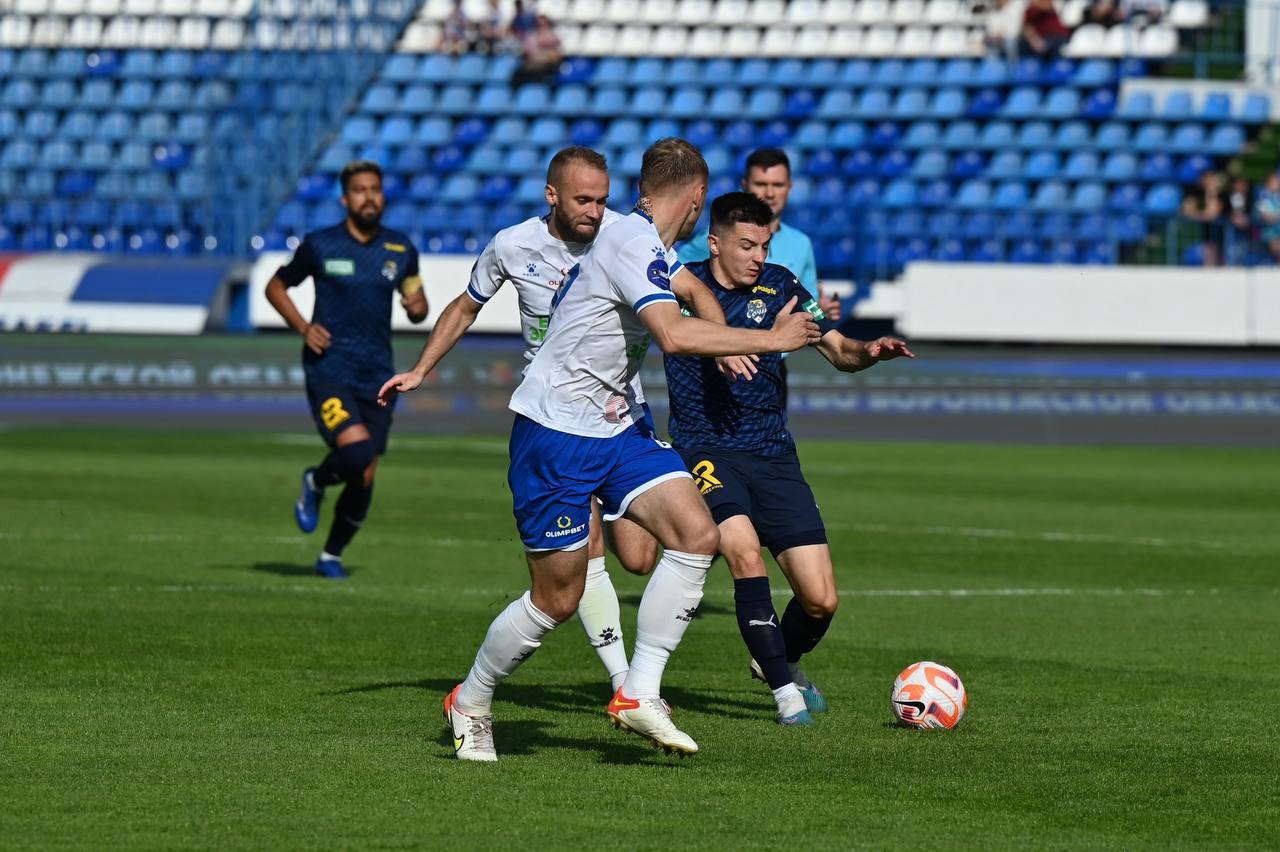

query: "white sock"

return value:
[577, 557, 629, 691]
[319, 551, 340, 562]
[622, 549, 712, 700]
[455, 591, 558, 716]
[772, 682, 807, 718]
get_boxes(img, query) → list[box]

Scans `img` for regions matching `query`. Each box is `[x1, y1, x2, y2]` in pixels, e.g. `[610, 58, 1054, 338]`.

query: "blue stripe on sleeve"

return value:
[466, 284, 492, 304]
[633, 292, 678, 313]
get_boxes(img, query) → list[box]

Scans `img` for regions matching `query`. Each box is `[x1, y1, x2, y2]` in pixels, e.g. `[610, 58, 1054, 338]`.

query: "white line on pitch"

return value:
[826, 522, 1241, 551]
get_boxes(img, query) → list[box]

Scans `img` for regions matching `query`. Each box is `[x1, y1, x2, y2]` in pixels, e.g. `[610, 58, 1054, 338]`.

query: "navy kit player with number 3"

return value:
[265, 160, 428, 579]
[665, 193, 914, 725]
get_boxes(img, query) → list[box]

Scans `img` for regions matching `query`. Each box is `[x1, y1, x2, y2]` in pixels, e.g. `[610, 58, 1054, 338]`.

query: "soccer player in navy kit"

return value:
[665, 193, 913, 724]
[265, 160, 429, 578]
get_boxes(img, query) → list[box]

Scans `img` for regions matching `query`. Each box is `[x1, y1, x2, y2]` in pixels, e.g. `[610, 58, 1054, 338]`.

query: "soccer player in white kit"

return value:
[438, 139, 821, 761]
[379, 147, 726, 693]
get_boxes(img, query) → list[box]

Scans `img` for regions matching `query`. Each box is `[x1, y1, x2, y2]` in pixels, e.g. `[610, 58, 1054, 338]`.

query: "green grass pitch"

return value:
[2, 429, 1278, 849]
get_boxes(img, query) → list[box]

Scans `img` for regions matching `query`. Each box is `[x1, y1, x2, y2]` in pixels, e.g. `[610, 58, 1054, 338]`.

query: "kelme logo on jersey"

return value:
[381, 260, 398, 281]
[324, 259, 355, 276]
[746, 298, 767, 325]
[802, 298, 826, 321]
[646, 259, 671, 291]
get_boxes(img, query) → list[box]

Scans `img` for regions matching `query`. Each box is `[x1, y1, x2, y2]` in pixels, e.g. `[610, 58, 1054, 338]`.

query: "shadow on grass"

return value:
[247, 561, 359, 578]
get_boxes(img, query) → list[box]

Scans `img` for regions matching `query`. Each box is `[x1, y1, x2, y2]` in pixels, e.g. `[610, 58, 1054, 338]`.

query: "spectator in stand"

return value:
[1083, 0, 1125, 27]
[1020, 0, 1072, 57]
[1182, 169, 1224, 267]
[1256, 172, 1280, 264]
[1224, 176, 1254, 264]
[512, 14, 563, 86]
[477, 0, 509, 54]
[440, 0, 474, 54]
[511, 0, 539, 39]
[983, 0, 1028, 58]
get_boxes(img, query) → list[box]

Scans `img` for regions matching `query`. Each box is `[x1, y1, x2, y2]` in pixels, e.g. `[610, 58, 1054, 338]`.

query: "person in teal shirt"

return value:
[678, 148, 838, 407]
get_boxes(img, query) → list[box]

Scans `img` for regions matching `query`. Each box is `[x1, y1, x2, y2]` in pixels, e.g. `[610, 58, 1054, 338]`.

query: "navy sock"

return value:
[733, 577, 792, 691]
[315, 439, 374, 488]
[323, 484, 373, 557]
[781, 596, 833, 664]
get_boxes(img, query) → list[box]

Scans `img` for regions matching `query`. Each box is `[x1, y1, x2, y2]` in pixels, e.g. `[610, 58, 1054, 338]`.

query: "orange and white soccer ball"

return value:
[891, 661, 968, 729]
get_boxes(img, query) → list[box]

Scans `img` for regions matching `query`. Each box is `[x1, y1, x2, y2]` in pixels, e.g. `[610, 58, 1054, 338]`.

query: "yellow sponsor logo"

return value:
[692, 460, 723, 495]
[383, 242, 406, 252]
[320, 397, 351, 430]
[751, 284, 777, 295]
[556, 515, 572, 529]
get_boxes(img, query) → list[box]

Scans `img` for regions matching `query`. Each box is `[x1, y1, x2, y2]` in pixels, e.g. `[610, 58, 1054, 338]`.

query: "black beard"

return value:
[350, 210, 381, 233]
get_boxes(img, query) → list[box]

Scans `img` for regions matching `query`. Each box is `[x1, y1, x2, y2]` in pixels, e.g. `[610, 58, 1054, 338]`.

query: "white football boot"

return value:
[607, 689, 698, 756]
[444, 684, 497, 762]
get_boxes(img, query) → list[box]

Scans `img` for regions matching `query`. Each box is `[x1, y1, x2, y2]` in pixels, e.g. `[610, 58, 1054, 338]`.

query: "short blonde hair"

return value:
[638, 138, 708, 198]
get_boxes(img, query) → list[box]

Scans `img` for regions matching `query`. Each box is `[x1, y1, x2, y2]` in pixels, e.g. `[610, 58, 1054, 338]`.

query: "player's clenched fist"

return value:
[377, 371, 423, 406]
[303, 322, 331, 355]
[771, 296, 821, 351]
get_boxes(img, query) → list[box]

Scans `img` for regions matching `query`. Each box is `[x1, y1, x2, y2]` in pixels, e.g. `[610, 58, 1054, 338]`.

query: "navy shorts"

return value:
[678, 446, 827, 557]
[305, 384, 395, 455]
[509, 414, 691, 551]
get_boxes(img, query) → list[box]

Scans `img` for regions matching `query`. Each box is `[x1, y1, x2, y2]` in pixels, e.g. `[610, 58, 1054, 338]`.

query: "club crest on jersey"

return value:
[381, 260, 398, 281]
[747, 298, 767, 324]
[646, 259, 671, 291]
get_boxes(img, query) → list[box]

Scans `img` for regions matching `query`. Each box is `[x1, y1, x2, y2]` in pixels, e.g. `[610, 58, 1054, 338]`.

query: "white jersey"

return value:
[465, 210, 623, 371]
[509, 209, 684, 438]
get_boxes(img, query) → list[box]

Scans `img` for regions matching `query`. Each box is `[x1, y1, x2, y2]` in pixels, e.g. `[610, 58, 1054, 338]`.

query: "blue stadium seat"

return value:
[1049, 240, 1079, 264]
[569, 118, 604, 146]
[1015, 121, 1052, 149]
[378, 116, 412, 145]
[911, 150, 948, 179]
[1092, 121, 1130, 150]
[669, 88, 705, 119]
[1170, 123, 1207, 154]
[416, 117, 452, 146]
[757, 120, 791, 147]
[664, 58, 701, 87]
[1053, 121, 1091, 150]
[747, 89, 783, 117]
[918, 179, 952, 208]
[1138, 153, 1173, 182]
[489, 117, 526, 143]
[1083, 242, 1117, 265]
[602, 118, 641, 148]
[805, 149, 840, 178]
[941, 59, 976, 88]
[993, 180, 1029, 209]
[724, 119, 758, 148]
[465, 144, 502, 174]
[1201, 91, 1231, 121]
[976, 120, 1014, 150]
[631, 58, 666, 85]
[473, 85, 510, 117]
[708, 89, 745, 120]
[949, 150, 986, 179]
[889, 209, 925, 237]
[441, 175, 479, 204]
[512, 85, 550, 116]
[842, 149, 876, 178]
[892, 89, 928, 119]
[869, 121, 902, 148]
[816, 90, 855, 119]
[901, 120, 940, 150]
[1161, 90, 1193, 120]
[986, 150, 1022, 180]
[1044, 88, 1080, 119]
[41, 79, 76, 110]
[1077, 212, 1108, 240]
[119, 50, 156, 78]
[930, 89, 967, 119]
[2, 79, 37, 108]
[1001, 86, 1042, 119]
[1063, 151, 1098, 180]
[1241, 93, 1271, 124]
[877, 150, 911, 178]
[830, 120, 866, 149]
[942, 120, 979, 150]
[136, 112, 172, 140]
[1038, 211, 1073, 239]
[408, 174, 441, 201]
[1176, 154, 1212, 184]
[999, 210, 1036, 238]
[558, 57, 594, 85]
[1072, 59, 1114, 87]
[1023, 151, 1060, 180]
[1070, 182, 1106, 211]
[382, 54, 418, 83]
[793, 120, 831, 149]
[454, 54, 488, 84]
[1132, 123, 1168, 152]
[905, 59, 940, 88]
[1143, 183, 1181, 215]
[118, 141, 151, 170]
[341, 116, 376, 145]
[1208, 124, 1245, 155]
[81, 140, 112, 170]
[956, 180, 992, 209]
[361, 84, 398, 114]
[629, 87, 667, 118]
[1109, 183, 1143, 211]
[966, 88, 1004, 121]
[884, 180, 918, 208]
[700, 58, 735, 86]
[970, 239, 1004, 262]
[783, 90, 819, 120]
[936, 238, 965, 261]
[874, 59, 908, 87]
[22, 109, 56, 138]
[927, 210, 962, 239]
[684, 119, 718, 148]
[453, 116, 490, 145]
[593, 57, 629, 86]
[1011, 57, 1043, 85]
[528, 117, 565, 146]
[644, 118, 682, 144]
[1115, 213, 1148, 242]
[962, 211, 997, 238]
[849, 178, 881, 205]
[1102, 152, 1137, 182]
[1080, 89, 1116, 120]
[431, 144, 467, 172]
[1117, 92, 1154, 120]
[839, 58, 874, 85]
[1031, 181, 1068, 210]
[856, 89, 892, 119]
[1010, 239, 1044, 263]
[119, 80, 155, 110]
[808, 59, 841, 87]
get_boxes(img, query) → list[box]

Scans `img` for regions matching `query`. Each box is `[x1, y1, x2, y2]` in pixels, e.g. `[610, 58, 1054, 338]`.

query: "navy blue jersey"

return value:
[276, 224, 420, 396]
[665, 261, 837, 456]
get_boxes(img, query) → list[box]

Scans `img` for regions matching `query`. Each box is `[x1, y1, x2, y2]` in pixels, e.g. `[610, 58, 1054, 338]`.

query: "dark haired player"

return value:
[265, 160, 428, 578]
[666, 192, 913, 725]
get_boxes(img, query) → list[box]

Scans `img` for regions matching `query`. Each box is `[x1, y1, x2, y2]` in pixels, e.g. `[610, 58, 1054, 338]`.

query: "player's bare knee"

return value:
[802, 592, 839, 619]
[361, 464, 376, 488]
[532, 587, 581, 623]
[725, 548, 767, 579]
[681, 521, 720, 557]
[620, 540, 658, 575]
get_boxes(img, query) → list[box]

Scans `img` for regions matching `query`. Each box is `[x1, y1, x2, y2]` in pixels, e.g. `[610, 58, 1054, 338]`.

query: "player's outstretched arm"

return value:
[264, 274, 330, 355]
[641, 296, 820, 357]
[670, 266, 760, 381]
[378, 291, 484, 405]
[815, 331, 915, 373]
